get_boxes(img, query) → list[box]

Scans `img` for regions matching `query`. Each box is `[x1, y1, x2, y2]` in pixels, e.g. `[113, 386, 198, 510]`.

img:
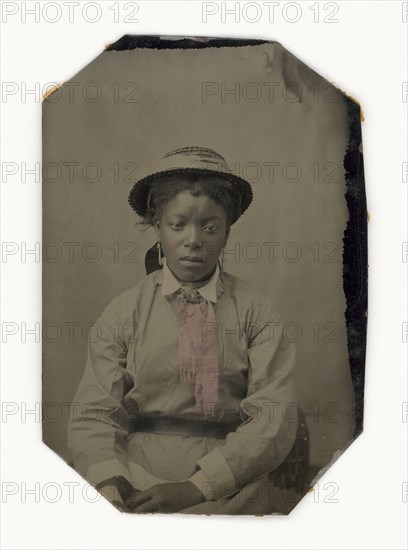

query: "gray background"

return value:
[42, 41, 354, 468]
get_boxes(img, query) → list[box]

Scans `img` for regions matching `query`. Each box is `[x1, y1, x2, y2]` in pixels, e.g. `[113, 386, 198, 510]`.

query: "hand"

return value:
[98, 483, 128, 512]
[96, 476, 136, 512]
[125, 481, 205, 513]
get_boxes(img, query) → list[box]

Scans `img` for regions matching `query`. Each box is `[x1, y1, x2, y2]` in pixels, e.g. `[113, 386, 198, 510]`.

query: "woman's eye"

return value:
[168, 222, 219, 232]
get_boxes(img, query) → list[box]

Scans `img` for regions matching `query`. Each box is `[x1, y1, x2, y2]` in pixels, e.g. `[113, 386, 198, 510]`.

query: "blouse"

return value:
[67, 259, 297, 502]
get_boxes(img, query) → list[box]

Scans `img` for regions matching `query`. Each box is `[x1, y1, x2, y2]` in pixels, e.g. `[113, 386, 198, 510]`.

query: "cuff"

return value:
[86, 459, 131, 487]
[189, 469, 211, 496]
[196, 449, 238, 501]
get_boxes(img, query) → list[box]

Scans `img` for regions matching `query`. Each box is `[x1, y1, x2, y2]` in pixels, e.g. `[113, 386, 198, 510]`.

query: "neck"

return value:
[167, 263, 217, 288]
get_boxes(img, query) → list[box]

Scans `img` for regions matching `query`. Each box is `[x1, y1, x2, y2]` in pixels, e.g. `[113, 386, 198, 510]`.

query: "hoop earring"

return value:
[157, 241, 162, 266]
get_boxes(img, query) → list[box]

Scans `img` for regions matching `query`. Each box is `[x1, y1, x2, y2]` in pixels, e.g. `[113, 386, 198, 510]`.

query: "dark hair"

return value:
[136, 173, 238, 230]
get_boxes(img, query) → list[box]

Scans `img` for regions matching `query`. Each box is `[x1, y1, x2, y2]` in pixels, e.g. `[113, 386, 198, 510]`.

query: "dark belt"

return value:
[128, 414, 241, 439]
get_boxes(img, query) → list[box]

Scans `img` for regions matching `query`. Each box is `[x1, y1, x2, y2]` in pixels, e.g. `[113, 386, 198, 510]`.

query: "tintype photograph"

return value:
[42, 35, 367, 515]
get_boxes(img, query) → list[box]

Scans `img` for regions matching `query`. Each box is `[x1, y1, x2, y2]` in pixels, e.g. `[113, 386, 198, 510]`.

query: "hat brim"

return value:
[128, 167, 253, 225]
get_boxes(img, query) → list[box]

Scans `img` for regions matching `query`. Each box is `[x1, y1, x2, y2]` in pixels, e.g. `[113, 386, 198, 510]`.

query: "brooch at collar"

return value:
[176, 286, 205, 304]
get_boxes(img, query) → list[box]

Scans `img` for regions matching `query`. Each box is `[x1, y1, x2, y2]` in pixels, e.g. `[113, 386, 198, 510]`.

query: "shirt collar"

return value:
[161, 256, 219, 303]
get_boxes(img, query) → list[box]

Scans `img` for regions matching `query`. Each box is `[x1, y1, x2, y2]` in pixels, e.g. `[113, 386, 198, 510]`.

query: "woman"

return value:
[67, 146, 299, 515]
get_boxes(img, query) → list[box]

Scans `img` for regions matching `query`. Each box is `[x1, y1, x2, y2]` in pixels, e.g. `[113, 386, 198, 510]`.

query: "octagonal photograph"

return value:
[42, 35, 367, 515]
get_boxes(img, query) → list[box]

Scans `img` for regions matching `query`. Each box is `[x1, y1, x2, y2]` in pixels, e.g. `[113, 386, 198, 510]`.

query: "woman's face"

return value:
[154, 190, 230, 283]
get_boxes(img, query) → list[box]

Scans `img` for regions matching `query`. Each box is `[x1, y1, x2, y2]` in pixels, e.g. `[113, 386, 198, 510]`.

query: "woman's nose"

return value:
[184, 226, 202, 248]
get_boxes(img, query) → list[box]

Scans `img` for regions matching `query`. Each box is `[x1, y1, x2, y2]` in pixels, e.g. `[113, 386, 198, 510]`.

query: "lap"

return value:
[179, 472, 303, 516]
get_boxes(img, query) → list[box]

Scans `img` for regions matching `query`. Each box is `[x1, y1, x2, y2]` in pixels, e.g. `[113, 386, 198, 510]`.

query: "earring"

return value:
[218, 247, 226, 271]
[157, 241, 162, 266]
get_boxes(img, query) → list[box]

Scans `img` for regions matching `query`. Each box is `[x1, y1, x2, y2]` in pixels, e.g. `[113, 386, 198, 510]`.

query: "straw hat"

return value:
[128, 146, 253, 224]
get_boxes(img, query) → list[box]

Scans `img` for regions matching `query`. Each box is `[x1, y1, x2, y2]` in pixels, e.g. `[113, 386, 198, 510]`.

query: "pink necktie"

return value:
[176, 288, 219, 420]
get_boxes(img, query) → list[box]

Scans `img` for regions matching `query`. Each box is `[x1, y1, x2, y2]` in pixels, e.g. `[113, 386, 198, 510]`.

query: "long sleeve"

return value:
[67, 299, 136, 486]
[195, 302, 297, 501]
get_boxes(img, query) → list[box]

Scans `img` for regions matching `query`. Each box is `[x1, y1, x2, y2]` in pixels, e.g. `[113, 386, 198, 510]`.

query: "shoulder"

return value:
[220, 271, 282, 320]
[98, 270, 161, 321]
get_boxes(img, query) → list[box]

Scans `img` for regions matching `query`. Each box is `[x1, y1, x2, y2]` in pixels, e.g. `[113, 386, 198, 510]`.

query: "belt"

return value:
[128, 414, 241, 439]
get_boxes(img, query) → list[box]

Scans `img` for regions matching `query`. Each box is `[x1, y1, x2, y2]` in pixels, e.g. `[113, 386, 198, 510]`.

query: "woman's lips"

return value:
[179, 257, 203, 265]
